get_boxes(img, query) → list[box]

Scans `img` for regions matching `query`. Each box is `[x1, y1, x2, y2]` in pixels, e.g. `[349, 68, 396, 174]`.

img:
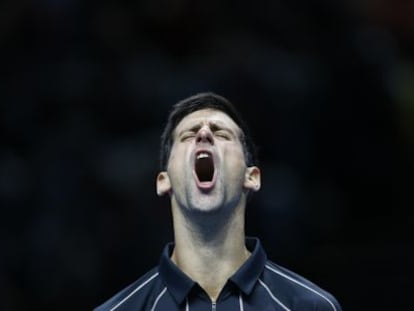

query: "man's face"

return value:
[157, 108, 260, 213]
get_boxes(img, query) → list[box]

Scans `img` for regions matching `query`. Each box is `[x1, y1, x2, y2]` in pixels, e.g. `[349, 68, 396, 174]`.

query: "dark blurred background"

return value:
[1, 0, 413, 310]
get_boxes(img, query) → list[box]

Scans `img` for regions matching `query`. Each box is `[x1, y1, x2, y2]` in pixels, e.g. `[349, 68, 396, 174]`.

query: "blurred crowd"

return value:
[1, 1, 413, 310]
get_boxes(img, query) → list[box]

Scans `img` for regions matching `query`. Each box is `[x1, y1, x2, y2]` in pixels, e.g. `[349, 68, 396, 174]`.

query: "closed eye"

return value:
[180, 132, 196, 141]
[214, 130, 231, 140]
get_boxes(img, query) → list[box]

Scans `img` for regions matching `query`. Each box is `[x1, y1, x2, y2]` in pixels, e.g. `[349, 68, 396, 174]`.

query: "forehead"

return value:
[173, 108, 242, 135]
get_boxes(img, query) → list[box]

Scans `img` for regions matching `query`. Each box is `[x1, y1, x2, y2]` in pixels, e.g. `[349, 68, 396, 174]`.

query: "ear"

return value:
[156, 171, 171, 196]
[243, 166, 261, 192]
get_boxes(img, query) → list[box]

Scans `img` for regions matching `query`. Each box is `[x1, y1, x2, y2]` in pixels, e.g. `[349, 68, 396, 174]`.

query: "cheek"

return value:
[169, 145, 185, 164]
[223, 148, 246, 176]
[168, 146, 190, 176]
[227, 145, 246, 164]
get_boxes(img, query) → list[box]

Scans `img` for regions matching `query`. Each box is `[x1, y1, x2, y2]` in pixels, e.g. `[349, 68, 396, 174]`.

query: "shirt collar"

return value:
[229, 237, 267, 295]
[158, 242, 196, 305]
[158, 237, 267, 304]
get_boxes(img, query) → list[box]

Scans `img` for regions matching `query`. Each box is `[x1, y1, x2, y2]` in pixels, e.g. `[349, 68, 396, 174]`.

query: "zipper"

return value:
[211, 301, 216, 311]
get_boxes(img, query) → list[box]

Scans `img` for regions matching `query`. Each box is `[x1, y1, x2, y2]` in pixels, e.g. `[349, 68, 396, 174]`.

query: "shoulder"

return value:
[261, 260, 342, 311]
[93, 267, 163, 311]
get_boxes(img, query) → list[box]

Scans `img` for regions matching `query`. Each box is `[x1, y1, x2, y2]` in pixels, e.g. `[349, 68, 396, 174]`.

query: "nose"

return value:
[196, 126, 214, 145]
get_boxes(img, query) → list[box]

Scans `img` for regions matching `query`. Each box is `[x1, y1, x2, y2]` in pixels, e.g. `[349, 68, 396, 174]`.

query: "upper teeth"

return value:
[197, 153, 210, 159]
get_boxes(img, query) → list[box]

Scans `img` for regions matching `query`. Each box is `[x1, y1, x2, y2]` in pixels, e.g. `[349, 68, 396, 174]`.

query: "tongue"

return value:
[195, 157, 214, 182]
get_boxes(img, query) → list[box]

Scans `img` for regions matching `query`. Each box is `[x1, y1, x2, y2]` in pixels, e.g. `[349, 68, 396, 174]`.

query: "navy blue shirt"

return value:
[94, 238, 342, 311]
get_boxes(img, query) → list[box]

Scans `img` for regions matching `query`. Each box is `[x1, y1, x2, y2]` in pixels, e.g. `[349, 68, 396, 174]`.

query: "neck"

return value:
[170, 199, 250, 301]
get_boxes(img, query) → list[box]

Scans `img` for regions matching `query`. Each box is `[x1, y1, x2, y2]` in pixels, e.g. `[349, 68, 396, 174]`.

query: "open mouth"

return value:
[195, 151, 215, 183]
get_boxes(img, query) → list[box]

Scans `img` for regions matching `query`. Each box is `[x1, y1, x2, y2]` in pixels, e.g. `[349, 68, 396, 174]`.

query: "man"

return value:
[94, 93, 342, 311]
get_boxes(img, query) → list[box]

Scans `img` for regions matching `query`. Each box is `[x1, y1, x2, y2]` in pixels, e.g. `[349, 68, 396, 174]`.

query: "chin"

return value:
[187, 199, 224, 214]
[192, 200, 240, 218]
[189, 203, 221, 213]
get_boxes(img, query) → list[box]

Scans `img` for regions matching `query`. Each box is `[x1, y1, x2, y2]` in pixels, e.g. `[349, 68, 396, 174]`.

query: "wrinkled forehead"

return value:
[172, 108, 243, 138]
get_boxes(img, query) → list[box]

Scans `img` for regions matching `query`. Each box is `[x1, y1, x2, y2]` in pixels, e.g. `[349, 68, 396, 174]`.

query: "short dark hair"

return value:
[160, 92, 258, 170]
